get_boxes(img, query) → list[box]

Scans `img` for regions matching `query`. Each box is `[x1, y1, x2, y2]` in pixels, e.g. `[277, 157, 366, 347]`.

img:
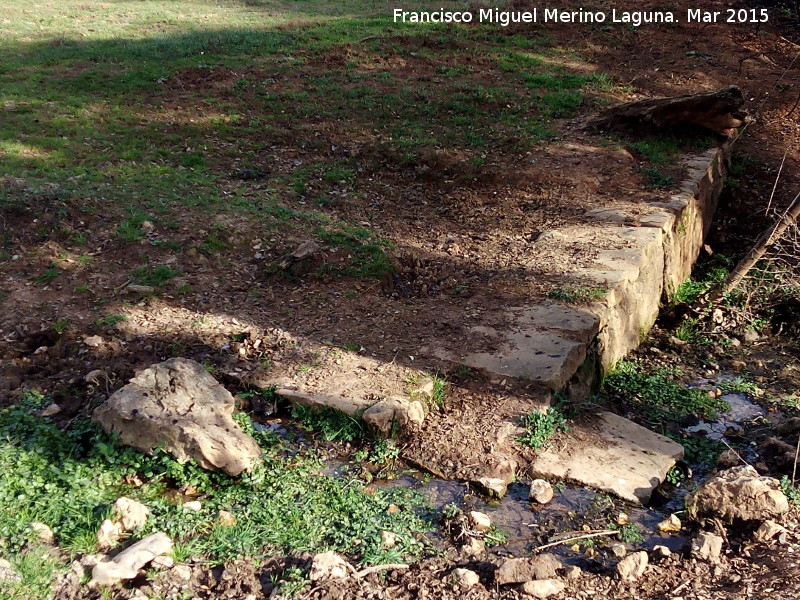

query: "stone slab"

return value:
[529, 411, 685, 504]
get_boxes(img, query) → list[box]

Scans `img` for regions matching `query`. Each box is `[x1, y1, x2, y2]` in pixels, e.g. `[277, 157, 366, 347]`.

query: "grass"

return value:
[132, 264, 180, 287]
[517, 407, 569, 450]
[0, 391, 431, 598]
[0, 0, 627, 289]
[603, 361, 730, 423]
[289, 403, 365, 443]
[546, 286, 607, 304]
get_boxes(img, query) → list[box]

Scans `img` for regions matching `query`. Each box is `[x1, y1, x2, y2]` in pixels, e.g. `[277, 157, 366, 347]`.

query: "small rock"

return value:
[461, 537, 486, 558]
[91, 532, 173, 586]
[29, 522, 54, 544]
[141, 221, 155, 234]
[743, 329, 760, 343]
[686, 466, 789, 523]
[80, 554, 104, 568]
[183, 501, 202, 512]
[475, 456, 517, 499]
[85, 370, 109, 385]
[691, 531, 724, 563]
[616, 513, 629, 526]
[610, 542, 627, 557]
[172, 564, 192, 581]
[563, 565, 582, 580]
[380, 531, 397, 549]
[96, 519, 123, 550]
[83, 335, 104, 348]
[652, 545, 671, 559]
[522, 579, 566, 599]
[469, 511, 492, 532]
[657, 514, 682, 533]
[217, 510, 236, 527]
[309, 551, 351, 582]
[753, 520, 787, 543]
[35, 403, 62, 417]
[669, 336, 688, 347]
[716, 449, 740, 469]
[0, 558, 20, 582]
[127, 284, 156, 294]
[616, 551, 648, 581]
[495, 554, 561, 585]
[114, 497, 149, 531]
[362, 396, 425, 436]
[150, 555, 174, 570]
[452, 568, 480, 588]
[529, 479, 554, 505]
[730, 359, 746, 371]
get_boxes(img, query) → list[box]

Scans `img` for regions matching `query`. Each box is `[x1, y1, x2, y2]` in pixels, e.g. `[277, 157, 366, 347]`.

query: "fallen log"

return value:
[589, 85, 749, 135]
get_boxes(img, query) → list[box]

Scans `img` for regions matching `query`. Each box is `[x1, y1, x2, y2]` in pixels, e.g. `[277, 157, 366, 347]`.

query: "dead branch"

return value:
[710, 192, 800, 300]
[589, 86, 749, 135]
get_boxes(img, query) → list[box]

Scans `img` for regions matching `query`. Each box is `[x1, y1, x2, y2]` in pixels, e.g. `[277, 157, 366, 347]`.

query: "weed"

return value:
[641, 167, 674, 189]
[780, 476, 800, 506]
[674, 317, 702, 342]
[718, 377, 763, 397]
[132, 265, 179, 287]
[604, 361, 729, 422]
[517, 408, 569, 450]
[200, 234, 227, 254]
[52, 318, 71, 334]
[430, 374, 448, 408]
[96, 314, 127, 328]
[116, 215, 147, 243]
[34, 265, 60, 284]
[610, 522, 645, 544]
[290, 403, 364, 442]
[368, 438, 399, 466]
[547, 286, 606, 304]
[665, 466, 687, 486]
[667, 434, 725, 466]
[629, 137, 679, 164]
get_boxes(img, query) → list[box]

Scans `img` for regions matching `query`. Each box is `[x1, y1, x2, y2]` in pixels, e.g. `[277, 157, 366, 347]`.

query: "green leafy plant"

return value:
[517, 407, 569, 450]
[132, 265, 179, 287]
[610, 522, 644, 544]
[780, 476, 800, 506]
[290, 403, 364, 442]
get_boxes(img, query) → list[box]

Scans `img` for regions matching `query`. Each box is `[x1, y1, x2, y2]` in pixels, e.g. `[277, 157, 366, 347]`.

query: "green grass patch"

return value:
[517, 407, 569, 450]
[603, 361, 729, 422]
[0, 391, 430, 597]
[315, 224, 395, 279]
[547, 285, 606, 304]
[131, 264, 179, 287]
[290, 403, 365, 443]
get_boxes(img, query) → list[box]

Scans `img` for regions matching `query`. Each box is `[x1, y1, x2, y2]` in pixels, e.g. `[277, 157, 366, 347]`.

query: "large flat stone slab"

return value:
[529, 411, 684, 504]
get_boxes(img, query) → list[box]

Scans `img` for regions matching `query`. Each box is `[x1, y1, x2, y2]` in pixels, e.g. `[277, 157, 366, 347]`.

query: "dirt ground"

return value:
[2, 0, 800, 598]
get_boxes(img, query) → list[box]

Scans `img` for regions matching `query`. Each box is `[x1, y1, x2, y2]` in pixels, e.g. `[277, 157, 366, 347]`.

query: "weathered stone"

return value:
[529, 479, 554, 505]
[309, 552, 351, 582]
[691, 531, 723, 563]
[686, 466, 789, 523]
[0, 558, 20, 582]
[381, 531, 397, 549]
[93, 358, 262, 476]
[530, 412, 684, 504]
[113, 497, 149, 531]
[150, 555, 174, 570]
[652, 545, 671, 559]
[461, 537, 486, 558]
[29, 522, 54, 544]
[716, 449, 740, 469]
[616, 551, 648, 581]
[522, 579, 566, 599]
[495, 554, 561, 585]
[35, 403, 62, 417]
[469, 511, 491, 532]
[657, 514, 682, 533]
[753, 520, 787, 543]
[96, 519, 123, 550]
[91, 532, 173, 586]
[182, 501, 202, 512]
[172, 564, 192, 581]
[362, 396, 425, 436]
[474, 455, 517, 499]
[453, 568, 480, 588]
[217, 510, 236, 527]
[610, 542, 627, 558]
